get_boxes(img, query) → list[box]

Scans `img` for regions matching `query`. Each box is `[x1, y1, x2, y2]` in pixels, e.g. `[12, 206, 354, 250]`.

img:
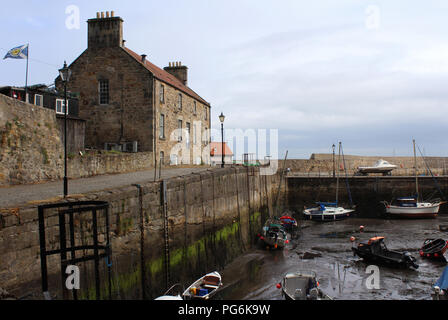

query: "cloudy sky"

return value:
[1, 1, 448, 159]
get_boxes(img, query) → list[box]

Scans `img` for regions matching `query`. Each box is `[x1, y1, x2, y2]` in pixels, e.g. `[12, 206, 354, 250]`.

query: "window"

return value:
[56, 99, 68, 115]
[186, 122, 190, 148]
[159, 114, 165, 139]
[159, 84, 164, 103]
[99, 79, 109, 105]
[160, 151, 165, 165]
[178, 94, 182, 110]
[177, 120, 182, 142]
[204, 107, 207, 121]
[193, 101, 197, 115]
[193, 124, 197, 145]
[34, 94, 43, 107]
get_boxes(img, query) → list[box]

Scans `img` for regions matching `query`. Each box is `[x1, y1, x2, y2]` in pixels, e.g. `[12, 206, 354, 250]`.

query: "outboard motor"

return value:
[404, 252, 419, 269]
[308, 288, 319, 300]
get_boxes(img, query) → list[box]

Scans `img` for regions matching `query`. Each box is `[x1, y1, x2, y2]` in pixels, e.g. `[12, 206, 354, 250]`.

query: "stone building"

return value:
[56, 11, 211, 165]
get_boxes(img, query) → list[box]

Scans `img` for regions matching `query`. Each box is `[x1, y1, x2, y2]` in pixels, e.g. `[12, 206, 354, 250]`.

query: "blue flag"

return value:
[3, 44, 28, 60]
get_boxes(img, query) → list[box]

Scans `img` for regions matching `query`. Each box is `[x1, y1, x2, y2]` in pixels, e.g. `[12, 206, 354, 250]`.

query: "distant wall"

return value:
[280, 154, 448, 176]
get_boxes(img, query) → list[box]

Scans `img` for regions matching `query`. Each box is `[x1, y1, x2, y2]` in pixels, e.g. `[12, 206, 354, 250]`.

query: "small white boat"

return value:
[182, 271, 222, 300]
[382, 140, 444, 219]
[304, 202, 354, 221]
[154, 294, 183, 300]
[357, 159, 397, 176]
[384, 197, 441, 218]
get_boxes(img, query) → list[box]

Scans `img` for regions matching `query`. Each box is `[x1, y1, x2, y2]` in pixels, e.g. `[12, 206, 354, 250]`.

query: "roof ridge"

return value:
[122, 47, 210, 106]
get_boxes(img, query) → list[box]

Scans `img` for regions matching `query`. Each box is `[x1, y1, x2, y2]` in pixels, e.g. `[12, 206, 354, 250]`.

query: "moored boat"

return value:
[304, 202, 354, 221]
[352, 236, 419, 269]
[419, 238, 447, 260]
[182, 271, 222, 300]
[384, 197, 441, 219]
[154, 283, 184, 300]
[382, 140, 444, 219]
[259, 218, 288, 249]
[277, 271, 332, 300]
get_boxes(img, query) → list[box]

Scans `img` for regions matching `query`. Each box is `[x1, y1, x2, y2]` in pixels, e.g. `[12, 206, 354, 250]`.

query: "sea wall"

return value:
[280, 154, 448, 176]
[0, 166, 280, 299]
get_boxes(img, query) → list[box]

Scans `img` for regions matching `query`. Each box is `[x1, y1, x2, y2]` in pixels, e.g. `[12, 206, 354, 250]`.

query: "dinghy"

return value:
[182, 271, 222, 300]
[277, 271, 332, 300]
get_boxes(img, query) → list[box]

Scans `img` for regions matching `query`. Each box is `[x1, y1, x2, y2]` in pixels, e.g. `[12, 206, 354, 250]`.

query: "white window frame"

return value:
[193, 101, 197, 115]
[177, 119, 183, 142]
[34, 94, 43, 107]
[56, 99, 69, 115]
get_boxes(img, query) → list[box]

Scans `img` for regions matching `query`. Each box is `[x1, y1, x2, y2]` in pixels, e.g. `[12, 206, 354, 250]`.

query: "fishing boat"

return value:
[352, 236, 419, 269]
[259, 218, 288, 249]
[304, 202, 354, 221]
[356, 159, 397, 176]
[382, 140, 444, 219]
[182, 271, 222, 300]
[433, 266, 448, 300]
[419, 238, 448, 260]
[277, 271, 332, 300]
[304, 142, 355, 222]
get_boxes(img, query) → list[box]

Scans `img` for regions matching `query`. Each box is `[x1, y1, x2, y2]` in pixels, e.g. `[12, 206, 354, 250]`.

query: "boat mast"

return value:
[413, 139, 419, 201]
[336, 142, 341, 204]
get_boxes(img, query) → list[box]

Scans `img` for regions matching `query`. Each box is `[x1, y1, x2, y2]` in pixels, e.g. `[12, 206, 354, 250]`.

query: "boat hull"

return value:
[386, 203, 440, 218]
[303, 207, 354, 222]
[352, 247, 418, 269]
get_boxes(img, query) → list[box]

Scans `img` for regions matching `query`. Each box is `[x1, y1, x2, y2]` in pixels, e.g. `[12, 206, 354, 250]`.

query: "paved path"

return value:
[0, 167, 211, 208]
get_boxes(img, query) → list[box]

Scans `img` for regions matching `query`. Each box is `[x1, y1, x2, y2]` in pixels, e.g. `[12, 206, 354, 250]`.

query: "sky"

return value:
[1, 0, 448, 159]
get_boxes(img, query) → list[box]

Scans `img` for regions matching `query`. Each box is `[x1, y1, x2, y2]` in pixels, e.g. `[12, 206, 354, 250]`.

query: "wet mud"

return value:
[218, 215, 448, 300]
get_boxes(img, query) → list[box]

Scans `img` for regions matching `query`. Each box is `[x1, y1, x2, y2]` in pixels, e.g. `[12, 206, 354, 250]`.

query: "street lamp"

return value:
[219, 112, 225, 168]
[59, 61, 72, 197]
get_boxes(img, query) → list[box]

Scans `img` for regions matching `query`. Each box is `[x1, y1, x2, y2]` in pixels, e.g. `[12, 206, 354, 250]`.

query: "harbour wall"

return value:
[280, 155, 448, 176]
[0, 166, 280, 299]
[287, 176, 448, 217]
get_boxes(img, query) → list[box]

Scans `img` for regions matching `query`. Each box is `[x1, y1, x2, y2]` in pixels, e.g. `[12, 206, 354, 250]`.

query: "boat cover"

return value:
[435, 266, 448, 290]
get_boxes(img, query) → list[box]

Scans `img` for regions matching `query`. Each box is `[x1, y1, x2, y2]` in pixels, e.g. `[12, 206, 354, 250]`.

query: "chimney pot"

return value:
[96, 12, 100, 18]
[101, 12, 105, 18]
[111, 11, 115, 17]
[141, 54, 147, 63]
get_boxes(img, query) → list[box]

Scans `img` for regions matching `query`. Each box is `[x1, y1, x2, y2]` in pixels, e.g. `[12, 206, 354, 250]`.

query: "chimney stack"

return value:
[141, 54, 147, 63]
[88, 11, 124, 49]
[164, 61, 188, 86]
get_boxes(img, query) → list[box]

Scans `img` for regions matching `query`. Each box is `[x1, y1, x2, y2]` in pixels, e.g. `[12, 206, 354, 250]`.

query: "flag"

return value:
[3, 44, 28, 60]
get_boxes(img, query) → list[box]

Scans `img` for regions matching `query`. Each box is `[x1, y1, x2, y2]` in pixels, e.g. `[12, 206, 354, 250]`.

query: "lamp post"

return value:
[219, 112, 225, 168]
[332, 144, 336, 178]
[59, 61, 71, 197]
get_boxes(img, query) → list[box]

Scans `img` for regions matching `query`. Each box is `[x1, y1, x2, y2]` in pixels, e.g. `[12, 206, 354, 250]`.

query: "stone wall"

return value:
[0, 166, 280, 299]
[280, 154, 448, 176]
[67, 151, 154, 179]
[0, 94, 64, 186]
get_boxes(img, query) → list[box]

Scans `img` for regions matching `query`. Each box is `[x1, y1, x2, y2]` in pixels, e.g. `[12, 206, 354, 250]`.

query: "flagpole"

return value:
[25, 43, 29, 103]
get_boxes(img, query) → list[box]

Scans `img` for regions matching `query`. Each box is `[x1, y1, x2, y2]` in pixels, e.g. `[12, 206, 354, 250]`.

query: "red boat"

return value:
[279, 215, 298, 231]
[419, 239, 448, 260]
